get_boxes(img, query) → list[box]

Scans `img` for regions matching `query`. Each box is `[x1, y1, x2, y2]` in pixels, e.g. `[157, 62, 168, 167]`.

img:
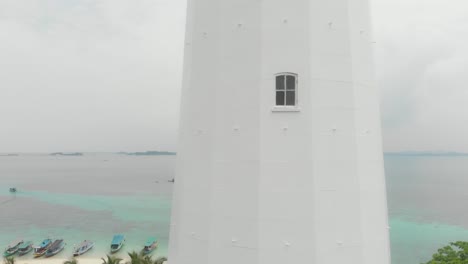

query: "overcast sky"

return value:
[0, 0, 467, 153]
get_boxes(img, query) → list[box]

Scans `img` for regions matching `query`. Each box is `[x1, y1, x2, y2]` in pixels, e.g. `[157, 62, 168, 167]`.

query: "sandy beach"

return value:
[13, 255, 167, 264]
[15, 256, 148, 264]
[16, 258, 121, 264]
[15, 258, 132, 264]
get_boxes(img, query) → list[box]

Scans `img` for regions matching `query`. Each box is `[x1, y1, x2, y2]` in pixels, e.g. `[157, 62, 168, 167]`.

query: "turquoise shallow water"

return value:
[0, 190, 172, 257]
[1, 154, 468, 263]
[0, 154, 175, 259]
[390, 218, 468, 264]
[385, 155, 468, 263]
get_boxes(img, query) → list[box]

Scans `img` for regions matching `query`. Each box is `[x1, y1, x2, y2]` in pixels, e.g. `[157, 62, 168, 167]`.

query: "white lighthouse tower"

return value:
[168, 0, 391, 263]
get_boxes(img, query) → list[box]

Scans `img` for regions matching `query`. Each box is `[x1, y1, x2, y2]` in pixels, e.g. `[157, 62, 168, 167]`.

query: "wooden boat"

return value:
[45, 239, 65, 257]
[142, 237, 158, 255]
[73, 240, 94, 257]
[110, 234, 125, 254]
[33, 238, 52, 258]
[3, 239, 23, 257]
[17, 241, 33, 256]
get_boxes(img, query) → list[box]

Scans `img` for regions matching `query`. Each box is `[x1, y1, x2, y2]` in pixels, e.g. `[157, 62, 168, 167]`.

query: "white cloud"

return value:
[372, 0, 468, 151]
[0, 0, 186, 152]
[1, 0, 466, 152]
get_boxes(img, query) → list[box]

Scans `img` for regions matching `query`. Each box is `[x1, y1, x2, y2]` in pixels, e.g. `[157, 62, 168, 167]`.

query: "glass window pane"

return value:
[276, 75, 285, 90]
[286, 91, 295, 105]
[286, 75, 296, 90]
[276, 91, 285, 105]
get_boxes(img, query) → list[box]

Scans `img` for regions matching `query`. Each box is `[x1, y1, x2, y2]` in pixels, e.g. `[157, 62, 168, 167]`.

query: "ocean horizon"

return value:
[1, 153, 467, 263]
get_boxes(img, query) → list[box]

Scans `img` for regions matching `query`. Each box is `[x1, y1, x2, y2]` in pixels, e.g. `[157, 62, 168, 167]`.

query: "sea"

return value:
[1, 153, 468, 264]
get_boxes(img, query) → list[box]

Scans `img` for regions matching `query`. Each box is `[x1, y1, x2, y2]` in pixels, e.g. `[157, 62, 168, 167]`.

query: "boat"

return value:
[45, 239, 65, 257]
[142, 237, 158, 255]
[17, 241, 33, 256]
[110, 234, 125, 253]
[33, 238, 53, 258]
[73, 240, 94, 257]
[3, 239, 23, 257]
[9, 188, 17, 193]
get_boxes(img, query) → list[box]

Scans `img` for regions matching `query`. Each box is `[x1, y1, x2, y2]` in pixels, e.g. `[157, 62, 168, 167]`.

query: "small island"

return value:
[385, 151, 468, 157]
[118, 151, 176, 156]
[50, 152, 84, 156]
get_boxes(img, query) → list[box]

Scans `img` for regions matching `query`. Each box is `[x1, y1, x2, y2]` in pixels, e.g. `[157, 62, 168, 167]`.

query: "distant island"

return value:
[118, 151, 176, 156]
[0, 153, 19, 157]
[385, 151, 468, 157]
[50, 152, 84, 156]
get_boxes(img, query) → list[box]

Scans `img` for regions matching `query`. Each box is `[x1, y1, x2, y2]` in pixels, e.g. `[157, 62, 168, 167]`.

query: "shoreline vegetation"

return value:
[384, 151, 468, 157]
[4, 151, 468, 157]
[0, 151, 177, 157]
[117, 151, 176, 156]
[0, 151, 178, 157]
[50, 152, 84, 156]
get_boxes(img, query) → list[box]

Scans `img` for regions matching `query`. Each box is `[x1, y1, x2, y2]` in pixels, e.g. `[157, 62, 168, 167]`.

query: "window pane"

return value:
[276, 91, 285, 105]
[286, 75, 296, 90]
[286, 91, 295, 105]
[276, 75, 285, 90]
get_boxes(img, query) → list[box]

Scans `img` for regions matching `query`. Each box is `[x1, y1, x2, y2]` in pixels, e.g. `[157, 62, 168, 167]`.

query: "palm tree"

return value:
[127, 250, 156, 264]
[142, 254, 154, 264]
[101, 254, 123, 264]
[3, 256, 15, 264]
[154, 257, 167, 264]
[127, 251, 142, 264]
[64, 258, 78, 264]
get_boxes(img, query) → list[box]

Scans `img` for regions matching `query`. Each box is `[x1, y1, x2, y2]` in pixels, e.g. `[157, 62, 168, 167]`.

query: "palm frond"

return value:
[154, 257, 167, 264]
[63, 258, 78, 264]
[3, 256, 15, 264]
[102, 254, 122, 264]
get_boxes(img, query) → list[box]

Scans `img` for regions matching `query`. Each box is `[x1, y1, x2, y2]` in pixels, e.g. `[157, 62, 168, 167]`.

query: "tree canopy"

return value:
[424, 241, 468, 264]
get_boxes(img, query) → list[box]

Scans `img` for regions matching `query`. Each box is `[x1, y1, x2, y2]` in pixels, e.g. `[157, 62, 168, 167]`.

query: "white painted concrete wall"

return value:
[168, 0, 391, 263]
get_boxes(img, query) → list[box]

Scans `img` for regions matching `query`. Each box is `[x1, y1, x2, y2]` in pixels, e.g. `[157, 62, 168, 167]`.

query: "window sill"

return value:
[271, 106, 301, 112]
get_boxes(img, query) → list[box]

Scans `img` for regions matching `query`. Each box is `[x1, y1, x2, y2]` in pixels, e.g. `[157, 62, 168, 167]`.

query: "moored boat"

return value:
[45, 239, 65, 257]
[3, 239, 23, 257]
[33, 238, 52, 258]
[73, 240, 94, 257]
[110, 234, 125, 254]
[18, 241, 33, 256]
[142, 237, 158, 255]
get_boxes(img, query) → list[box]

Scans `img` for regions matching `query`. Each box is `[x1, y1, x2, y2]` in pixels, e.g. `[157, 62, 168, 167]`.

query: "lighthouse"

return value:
[168, 0, 391, 263]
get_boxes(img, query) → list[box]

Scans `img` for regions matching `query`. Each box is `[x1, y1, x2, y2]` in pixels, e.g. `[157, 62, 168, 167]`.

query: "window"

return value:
[275, 73, 297, 106]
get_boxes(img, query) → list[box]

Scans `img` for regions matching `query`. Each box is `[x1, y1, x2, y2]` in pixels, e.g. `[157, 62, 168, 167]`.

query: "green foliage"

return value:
[154, 257, 167, 264]
[127, 251, 150, 264]
[127, 251, 143, 264]
[127, 251, 139, 264]
[3, 256, 15, 264]
[102, 255, 123, 264]
[423, 241, 468, 264]
[64, 258, 78, 264]
[126, 251, 166, 264]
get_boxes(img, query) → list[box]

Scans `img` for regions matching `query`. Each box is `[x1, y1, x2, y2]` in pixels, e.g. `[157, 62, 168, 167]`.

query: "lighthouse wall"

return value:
[168, 0, 390, 263]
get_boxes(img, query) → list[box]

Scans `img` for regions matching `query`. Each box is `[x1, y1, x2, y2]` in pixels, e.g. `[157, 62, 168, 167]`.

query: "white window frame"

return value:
[272, 72, 300, 112]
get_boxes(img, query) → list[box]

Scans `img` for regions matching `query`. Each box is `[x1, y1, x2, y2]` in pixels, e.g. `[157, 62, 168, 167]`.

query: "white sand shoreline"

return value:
[15, 258, 132, 264]
[13, 256, 168, 264]
[15, 258, 126, 264]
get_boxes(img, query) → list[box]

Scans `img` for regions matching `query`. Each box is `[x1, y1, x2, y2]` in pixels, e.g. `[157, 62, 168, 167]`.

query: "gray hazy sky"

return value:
[373, 0, 468, 152]
[0, 0, 467, 153]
